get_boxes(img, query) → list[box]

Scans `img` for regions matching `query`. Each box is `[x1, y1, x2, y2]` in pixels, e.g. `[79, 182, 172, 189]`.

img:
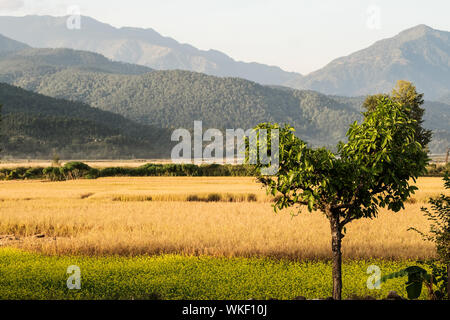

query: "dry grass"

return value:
[111, 192, 258, 202]
[0, 177, 445, 260]
[0, 177, 270, 201]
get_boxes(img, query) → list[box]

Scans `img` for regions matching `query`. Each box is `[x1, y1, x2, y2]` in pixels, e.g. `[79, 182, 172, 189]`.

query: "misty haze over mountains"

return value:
[0, 15, 303, 87]
[0, 15, 449, 101]
[0, 14, 448, 157]
[0, 33, 30, 53]
[291, 24, 450, 101]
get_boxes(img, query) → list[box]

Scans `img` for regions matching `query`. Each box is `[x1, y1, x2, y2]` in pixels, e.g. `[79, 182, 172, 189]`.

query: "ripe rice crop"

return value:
[0, 177, 445, 260]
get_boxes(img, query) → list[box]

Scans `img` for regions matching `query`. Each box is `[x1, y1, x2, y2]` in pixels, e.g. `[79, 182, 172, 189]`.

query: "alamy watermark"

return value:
[171, 121, 279, 175]
[366, 265, 382, 290]
[366, 4, 381, 30]
[67, 265, 81, 290]
[66, 5, 81, 30]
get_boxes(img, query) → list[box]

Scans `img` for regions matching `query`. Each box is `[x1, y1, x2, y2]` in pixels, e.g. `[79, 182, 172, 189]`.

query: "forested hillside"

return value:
[0, 83, 171, 158]
[0, 46, 448, 153]
[0, 47, 152, 79]
[0, 49, 360, 147]
[4, 67, 362, 147]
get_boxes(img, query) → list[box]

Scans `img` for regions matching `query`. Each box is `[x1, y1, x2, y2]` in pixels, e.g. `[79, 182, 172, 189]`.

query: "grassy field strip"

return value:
[0, 177, 447, 202]
[0, 248, 426, 300]
[0, 177, 269, 201]
[0, 177, 442, 259]
[0, 199, 434, 259]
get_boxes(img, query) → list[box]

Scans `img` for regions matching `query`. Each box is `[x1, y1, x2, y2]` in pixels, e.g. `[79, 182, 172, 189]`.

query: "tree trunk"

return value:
[330, 215, 343, 300]
[447, 263, 449, 300]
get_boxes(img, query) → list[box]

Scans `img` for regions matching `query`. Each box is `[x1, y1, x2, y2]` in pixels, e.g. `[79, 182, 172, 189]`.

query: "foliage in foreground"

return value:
[0, 248, 430, 300]
[412, 174, 450, 265]
[381, 265, 438, 299]
[408, 174, 450, 299]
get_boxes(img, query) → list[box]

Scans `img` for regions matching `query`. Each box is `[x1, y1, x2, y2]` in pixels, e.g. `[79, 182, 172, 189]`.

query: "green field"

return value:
[0, 248, 427, 300]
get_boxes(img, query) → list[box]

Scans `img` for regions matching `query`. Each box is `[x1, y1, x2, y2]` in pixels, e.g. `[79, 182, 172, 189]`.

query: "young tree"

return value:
[250, 95, 428, 299]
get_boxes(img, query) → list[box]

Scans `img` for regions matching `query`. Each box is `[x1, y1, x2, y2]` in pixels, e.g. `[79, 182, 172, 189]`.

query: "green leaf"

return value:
[405, 281, 422, 300]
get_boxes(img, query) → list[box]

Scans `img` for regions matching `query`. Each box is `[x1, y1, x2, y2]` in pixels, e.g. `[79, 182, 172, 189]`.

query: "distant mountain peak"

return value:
[0, 16, 448, 100]
[289, 24, 450, 100]
[0, 14, 303, 85]
[394, 24, 445, 42]
[402, 24, 434, 33]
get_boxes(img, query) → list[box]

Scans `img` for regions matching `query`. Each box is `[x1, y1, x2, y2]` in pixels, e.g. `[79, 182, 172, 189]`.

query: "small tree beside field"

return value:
[250, 94, 429, 299]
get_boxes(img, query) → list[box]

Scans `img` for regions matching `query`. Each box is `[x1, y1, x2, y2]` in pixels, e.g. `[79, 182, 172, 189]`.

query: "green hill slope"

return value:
[0, 47, 448, 153]
[0, 56, 361, 147]
[0, 83, 171, 158]
[0, 33, 29, 53]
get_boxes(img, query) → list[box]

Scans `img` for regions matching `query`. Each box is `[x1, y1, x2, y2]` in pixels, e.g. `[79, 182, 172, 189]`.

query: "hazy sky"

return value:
[1, 0, 449, 74]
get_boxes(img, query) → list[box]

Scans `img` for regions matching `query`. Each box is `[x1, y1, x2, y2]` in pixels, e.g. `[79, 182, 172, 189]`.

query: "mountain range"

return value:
[0, 16, 448, 102]
[0, 15, 303, 87]
[0, 15, 448, 157]
[0, 43, 448, 155]
[0, 46, 361, 148]
[290, 24, 450, 101]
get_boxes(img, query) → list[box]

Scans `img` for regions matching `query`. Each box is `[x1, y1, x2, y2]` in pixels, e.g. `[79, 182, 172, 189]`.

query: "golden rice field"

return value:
[0, 176, 446, 260]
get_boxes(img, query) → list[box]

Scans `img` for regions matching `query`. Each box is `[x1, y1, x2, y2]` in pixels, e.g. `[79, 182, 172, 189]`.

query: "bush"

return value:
[207, 193, 222, 202]
[186, 195, 200, 202]
[85, 168, 100, 180]
[6, 169, 20, 180]
[60, 162, 92, 180]
[24, 167, 44, 179]
[43, 167, 65, 181]
[98, 167, 135, 177]
[62, 161, 91, 171]
[42, 162, 95, 181]
[425, 163, 450, 177]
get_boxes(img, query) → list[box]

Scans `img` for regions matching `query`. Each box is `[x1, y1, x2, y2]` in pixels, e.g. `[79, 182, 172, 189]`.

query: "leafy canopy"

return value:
[364, 80, 432, 148]
[253, 95, 428, 224]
